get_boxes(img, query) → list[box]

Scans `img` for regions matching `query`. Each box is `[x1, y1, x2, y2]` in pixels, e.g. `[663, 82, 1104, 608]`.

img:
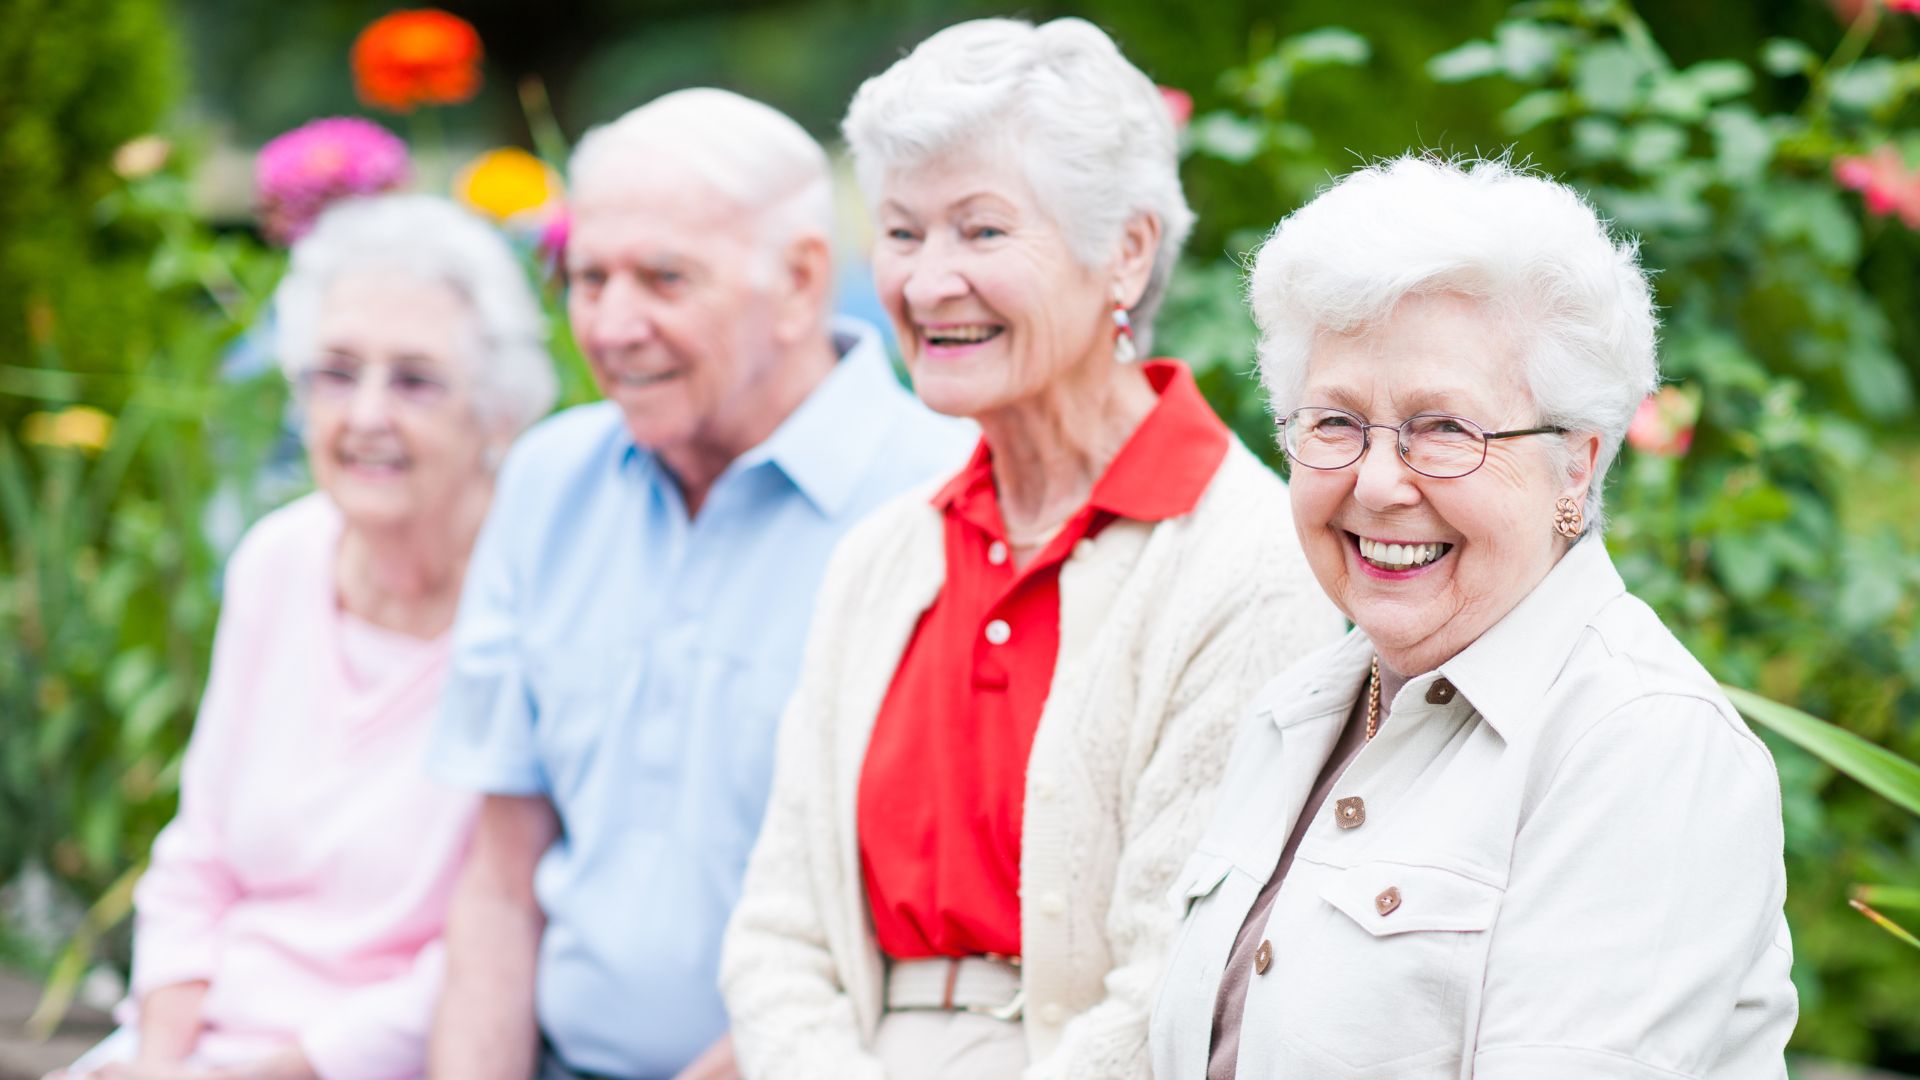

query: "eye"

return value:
[393, 370, 448, 397]
[569, 267, 606, 290]
[305, 366, 357, 391]
[969, 224, 1007, 240]
[885, 226, 920, 243]
[1314, 413, 1357, 429]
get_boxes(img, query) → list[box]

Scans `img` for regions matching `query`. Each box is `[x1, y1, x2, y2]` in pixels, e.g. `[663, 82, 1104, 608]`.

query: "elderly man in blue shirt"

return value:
[425, 89, 970, 1080]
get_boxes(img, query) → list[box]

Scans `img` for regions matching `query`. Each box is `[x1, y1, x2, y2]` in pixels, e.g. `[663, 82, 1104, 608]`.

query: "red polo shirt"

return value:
[857, 359, 1231, 959]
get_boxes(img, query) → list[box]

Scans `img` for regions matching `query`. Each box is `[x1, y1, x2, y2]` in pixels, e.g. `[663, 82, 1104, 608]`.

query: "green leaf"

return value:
[1761, 38, 1817, 79]
[1711, 533, 1778, 600]
[1187, 112, 1265, 164]
[1570, 117, 1622, 161]
[1494, 21, 1563, 81]
[1841, 345, 1913, 421]
[1574, 42, 1649, 114]
[1502, 89, 1573, 134]
[1855, 884, 1920, 911]
[1829, 59, 1901, 113]
[1428, 40, 1501, 83]
[1685, 60, 1754, 102]
[1623, 121, 1688, 173]
[1707, 107, 1775, 184]
[1723, 685, 1920, 819]
[1279, 27, 1370, 69]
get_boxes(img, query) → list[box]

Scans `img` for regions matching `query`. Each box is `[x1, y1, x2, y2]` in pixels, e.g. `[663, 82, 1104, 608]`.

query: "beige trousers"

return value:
[873, 1009, 1029, 1079]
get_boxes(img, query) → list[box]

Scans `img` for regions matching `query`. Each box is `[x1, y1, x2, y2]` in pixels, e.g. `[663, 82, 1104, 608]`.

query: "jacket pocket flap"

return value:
[1166, 851, 1234, 914]
[1317, 861, 1501, 937]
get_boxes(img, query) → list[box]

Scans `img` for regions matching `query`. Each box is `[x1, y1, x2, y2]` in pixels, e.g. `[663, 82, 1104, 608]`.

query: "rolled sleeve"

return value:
[426, 476, 545, 797]
[1473, 695, 1792, 1077]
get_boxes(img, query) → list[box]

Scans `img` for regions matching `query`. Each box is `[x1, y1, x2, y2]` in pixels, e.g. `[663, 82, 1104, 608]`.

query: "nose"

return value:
[899, 240, 969, 313]
[1350, 427, 1422, 511]
[585, 272, 656, 350]
[345, 368, 396, 429]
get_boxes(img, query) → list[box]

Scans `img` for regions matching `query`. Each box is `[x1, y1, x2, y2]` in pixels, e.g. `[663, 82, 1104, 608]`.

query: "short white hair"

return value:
[274, 194, 557, 435]
[1248, 155, 1658, 534]
[842, 17, 1194, 349]
[569, 88, 834, 250]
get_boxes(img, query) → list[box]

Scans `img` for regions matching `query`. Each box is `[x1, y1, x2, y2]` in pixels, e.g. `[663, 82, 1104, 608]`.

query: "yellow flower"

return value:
[21, 405, 115, 453]
[113, 134, 172, 180]
[456, 147, 560, 222]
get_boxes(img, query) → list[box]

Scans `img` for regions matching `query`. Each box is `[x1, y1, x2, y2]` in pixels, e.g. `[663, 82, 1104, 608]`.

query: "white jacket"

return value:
[720, 442, 1343, 1080]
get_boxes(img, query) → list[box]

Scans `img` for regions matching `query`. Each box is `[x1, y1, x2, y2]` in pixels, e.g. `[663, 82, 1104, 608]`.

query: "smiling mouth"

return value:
[1352, 532, 1453, 571]
[607, 369, 681, 388]
[921, 325, 1003, 348]
[339, 450, 409, 474]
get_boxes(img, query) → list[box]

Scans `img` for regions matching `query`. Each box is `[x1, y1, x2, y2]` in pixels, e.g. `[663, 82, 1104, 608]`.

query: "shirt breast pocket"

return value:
[1279, 860, 1502, 1075]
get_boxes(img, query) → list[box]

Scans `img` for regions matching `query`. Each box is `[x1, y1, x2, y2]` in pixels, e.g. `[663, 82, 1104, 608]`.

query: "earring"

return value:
[1111, 299, 1137, 364]
[1553, 496, 1584, 539]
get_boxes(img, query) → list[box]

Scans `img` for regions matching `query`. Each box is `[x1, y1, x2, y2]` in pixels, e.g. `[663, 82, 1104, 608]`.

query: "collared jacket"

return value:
[720, 438, 1344, 1080]
[1150, 536, 1797, 1080]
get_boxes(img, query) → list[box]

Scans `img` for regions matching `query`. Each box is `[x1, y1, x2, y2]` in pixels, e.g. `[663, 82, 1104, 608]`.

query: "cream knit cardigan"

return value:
[720, 440, 1344, 1080]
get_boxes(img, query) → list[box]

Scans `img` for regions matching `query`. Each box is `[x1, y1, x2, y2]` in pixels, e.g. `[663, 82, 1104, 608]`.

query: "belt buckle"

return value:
[964, 985, 1025, 1022]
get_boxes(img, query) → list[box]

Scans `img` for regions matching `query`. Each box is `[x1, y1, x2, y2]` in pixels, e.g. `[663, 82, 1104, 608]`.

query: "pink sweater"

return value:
[127, 493, 477, 1080]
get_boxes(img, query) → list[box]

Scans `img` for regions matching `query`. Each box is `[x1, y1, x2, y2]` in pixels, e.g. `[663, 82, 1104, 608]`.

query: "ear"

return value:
[1559, 429, 1603, 507]
[771, 233, 834, 346]
[1112, 211, 1162, 308]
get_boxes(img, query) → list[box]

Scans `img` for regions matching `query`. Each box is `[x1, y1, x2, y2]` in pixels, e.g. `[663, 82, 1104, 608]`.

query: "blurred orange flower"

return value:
[1626, 385, 1700, 458]
[352, 9, 483, 113]
[456, 147, 561, 222]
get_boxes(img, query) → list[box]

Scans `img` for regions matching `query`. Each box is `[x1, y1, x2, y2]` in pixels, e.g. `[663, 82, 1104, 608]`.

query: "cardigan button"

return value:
[1073, 538, 1095, 559]
[1037, 891, 1067, 917]
[1038, 1002, 1067, 1026]
[1334, 796, 1366, 829]
[984, 619, 1012, 645]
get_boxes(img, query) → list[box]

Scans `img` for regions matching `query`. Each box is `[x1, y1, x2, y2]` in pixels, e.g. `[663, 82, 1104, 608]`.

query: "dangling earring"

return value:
[1111, 299, 1137, 364]
[1553, 496, 1584, 539]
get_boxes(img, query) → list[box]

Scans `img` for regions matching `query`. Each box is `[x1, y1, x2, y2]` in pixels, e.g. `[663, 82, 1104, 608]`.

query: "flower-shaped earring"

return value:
[1553, 496, 1584, 539]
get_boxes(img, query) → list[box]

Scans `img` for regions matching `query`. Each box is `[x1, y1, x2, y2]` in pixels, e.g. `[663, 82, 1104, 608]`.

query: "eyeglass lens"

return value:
[1283, 408, 1489, 478]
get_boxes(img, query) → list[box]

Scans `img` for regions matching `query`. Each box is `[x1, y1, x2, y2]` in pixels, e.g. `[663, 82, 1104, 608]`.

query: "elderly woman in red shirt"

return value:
[720, 17, 1342, 1080]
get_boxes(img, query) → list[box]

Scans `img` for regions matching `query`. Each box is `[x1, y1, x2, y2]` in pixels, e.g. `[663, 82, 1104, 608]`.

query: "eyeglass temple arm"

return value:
[1483, 425, 1568, 440]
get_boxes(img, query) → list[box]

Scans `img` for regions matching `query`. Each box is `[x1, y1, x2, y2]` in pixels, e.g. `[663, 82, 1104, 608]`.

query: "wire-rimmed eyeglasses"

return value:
[1276, 406, 1566, 479]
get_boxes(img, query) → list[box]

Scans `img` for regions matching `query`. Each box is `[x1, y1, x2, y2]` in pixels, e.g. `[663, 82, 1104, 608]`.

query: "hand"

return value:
[670, 1034, 739, 1080]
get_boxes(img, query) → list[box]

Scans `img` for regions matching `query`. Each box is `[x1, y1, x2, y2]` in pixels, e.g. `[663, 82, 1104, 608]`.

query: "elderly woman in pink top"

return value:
[52, 194, 556, 1080]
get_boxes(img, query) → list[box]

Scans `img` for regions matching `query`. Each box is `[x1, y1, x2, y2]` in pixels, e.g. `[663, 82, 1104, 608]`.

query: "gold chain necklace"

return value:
[1365, 654, 1381, 741]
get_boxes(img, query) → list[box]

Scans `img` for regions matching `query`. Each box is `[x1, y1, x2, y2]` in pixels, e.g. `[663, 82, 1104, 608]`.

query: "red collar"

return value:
[932, 359, 1231, 527]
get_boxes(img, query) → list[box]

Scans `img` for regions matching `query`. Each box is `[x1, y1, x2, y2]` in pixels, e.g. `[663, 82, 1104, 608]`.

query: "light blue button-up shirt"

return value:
[429, 320, 971, 1078]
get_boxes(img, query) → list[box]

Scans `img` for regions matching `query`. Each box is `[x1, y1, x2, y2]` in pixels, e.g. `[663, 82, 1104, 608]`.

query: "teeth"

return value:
[1358, 537, 1450, 569]
[613, 370, 676, 387]
[925, 325, 1000, 344]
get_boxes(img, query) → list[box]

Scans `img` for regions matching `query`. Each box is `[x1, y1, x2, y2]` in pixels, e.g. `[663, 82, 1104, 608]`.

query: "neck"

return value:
[657, 331, 839, 517]
[335, 481, 491, 637]
[978, 359, 1156, 538]
[1375, 656, 1411, 720]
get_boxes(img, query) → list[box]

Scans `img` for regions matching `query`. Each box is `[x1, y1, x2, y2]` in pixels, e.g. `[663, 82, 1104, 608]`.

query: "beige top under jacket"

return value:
[1149, 535, 1798, 1080]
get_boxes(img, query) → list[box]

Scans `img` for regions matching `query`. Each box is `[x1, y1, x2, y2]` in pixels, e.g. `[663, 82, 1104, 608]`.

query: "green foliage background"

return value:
[2, 0, 1917, 1067]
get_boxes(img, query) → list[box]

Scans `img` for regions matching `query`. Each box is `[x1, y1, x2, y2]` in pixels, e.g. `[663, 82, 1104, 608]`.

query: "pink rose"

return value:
[1158, 86, 1193, 131]
[1627, 385, 1701, 458]
[1833, 147, 1920, 228]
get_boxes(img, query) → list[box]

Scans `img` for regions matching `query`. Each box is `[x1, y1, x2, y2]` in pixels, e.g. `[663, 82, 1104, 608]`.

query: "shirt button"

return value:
[1334, 796, 1366, 829]
[1254, 939, 1272, 975]
[1037, 891, 1067, 917]
[987, 540, 1008, 565]
[1426, 679, 1457, 705]
[1375, 886, 1402, 917]
[984, 619, 1012, 645]
[1039, 1002, 1066, 1026]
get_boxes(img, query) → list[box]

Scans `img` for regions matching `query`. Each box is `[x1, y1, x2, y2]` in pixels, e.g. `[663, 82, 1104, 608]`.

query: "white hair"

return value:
[274, 194, 557, 435]
[1248, 155, 1658, 534]
[569, 88, 834, 252]
[842, 17, 1194, 349]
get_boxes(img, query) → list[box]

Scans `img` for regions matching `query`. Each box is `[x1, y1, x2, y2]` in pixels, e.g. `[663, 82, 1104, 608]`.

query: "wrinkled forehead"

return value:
[568, 180, 761, 265]
[1303, 293, 1533, 421]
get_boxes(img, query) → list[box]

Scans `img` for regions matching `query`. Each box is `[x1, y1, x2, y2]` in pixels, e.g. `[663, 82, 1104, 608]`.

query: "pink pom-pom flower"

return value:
[255, 117, 412, 245]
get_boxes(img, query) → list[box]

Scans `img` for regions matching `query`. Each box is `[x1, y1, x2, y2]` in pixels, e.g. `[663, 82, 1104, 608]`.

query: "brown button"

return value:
[1375, 886, 1402, 916]
[1426, 679, 1457, 705]
[1333, 796, 1366, 829]
[1254, 939, 1272, 975]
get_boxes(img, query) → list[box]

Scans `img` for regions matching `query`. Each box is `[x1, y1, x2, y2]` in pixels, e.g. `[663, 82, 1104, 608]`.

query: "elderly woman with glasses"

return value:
[1148, 156, 1798, 1080]
[720, 17, 1340, 1080]
[52, 195, 555, 1080]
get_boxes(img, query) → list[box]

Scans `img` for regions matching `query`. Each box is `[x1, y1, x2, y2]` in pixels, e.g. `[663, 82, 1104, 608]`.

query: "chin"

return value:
[906, 369, 999, 421]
